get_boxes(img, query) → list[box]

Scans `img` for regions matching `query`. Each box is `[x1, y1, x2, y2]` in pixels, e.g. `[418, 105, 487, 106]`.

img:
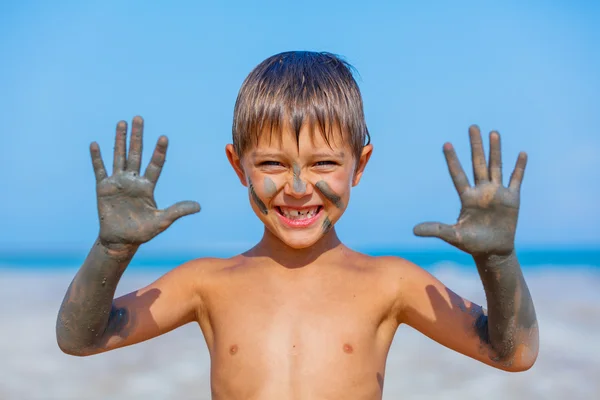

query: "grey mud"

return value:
[263, 177, 277, 197]
[315, 180, 343, 209]
[322, 217, 333, 233]
[292, 164, 307, 194]
[415, 126, 538, 365]
[249, 178, 268, 215]
[56, 116, 200, 356]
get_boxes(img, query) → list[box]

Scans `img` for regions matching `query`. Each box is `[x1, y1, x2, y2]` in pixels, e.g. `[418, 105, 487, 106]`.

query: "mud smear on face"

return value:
[248, 178, 268, 215]
[315, 180, 343, 209]
[315, 180, 342, 234]
[322, 217, 333, 233]
[292, 163, 307, 194]
[264, 176, 277, 197]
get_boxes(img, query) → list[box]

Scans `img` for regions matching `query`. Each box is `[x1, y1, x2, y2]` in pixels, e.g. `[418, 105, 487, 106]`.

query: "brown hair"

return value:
[232, 51, 370, 161]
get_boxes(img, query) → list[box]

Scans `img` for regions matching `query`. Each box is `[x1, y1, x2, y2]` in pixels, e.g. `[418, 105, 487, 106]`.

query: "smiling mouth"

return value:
[276, 206, 322, 219]
[275, 206, 323, 227]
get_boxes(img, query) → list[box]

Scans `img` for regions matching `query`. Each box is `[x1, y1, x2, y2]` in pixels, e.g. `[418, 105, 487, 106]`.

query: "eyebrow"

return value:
[251, 151, 284, 159]
[312, 151, 346, 159]
[252, 151, 346, 159]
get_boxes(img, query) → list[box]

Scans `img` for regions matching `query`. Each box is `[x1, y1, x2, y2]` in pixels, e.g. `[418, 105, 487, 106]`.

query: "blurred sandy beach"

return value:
[1, 264, 599, 400]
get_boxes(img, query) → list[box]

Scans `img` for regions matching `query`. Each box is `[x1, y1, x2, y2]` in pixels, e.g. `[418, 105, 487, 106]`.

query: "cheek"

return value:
[329, 167, 354, 193]
[247, 173, 284, 211]
[332, 173, 353, 196]
[248, 177, 269, 215]
[314, 174, 350, 210]
[263, 176, 278, 197]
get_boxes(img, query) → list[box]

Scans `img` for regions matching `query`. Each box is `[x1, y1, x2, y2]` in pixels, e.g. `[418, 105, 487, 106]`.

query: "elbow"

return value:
[501, 343, 539, 373]
[57, 345, 82, 357]
[55, 325, 95, 357]
[505, 357, 537, 373]
[57, 342, 80, 357]
[496, 324, 540, 373]
[56, 336, 89, 357]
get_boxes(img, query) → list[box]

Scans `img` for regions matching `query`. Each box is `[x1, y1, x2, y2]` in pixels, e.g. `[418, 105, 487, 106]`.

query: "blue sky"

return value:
[1, 0, 598, 253]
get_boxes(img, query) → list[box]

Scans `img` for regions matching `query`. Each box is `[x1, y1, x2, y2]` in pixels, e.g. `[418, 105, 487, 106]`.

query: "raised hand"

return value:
[414, 125, 527, 256]
[90, 116, 200, 248]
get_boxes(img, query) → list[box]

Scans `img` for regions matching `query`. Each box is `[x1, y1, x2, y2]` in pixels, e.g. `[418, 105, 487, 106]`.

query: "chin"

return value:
[266, 225, 325, 250]
[278, 231, 323, 250]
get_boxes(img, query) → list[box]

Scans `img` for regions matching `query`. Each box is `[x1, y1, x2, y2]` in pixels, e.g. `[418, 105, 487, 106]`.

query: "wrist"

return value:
[96, 238, 139, 259]
[473, 249, 516, 269]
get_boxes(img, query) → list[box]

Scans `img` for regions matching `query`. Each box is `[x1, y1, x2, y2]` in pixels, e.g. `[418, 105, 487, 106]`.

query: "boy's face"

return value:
[226, 122, 372, 250]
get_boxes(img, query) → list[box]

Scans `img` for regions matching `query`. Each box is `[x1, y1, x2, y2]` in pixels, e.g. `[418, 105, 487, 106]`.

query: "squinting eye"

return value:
[260, 161, 283, 167]
[315, 161, 336, 167]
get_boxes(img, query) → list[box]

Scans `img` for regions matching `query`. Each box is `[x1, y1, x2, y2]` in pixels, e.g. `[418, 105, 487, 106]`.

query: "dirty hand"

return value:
[89, 116, 200, 249]
[413, 125, 527, 257]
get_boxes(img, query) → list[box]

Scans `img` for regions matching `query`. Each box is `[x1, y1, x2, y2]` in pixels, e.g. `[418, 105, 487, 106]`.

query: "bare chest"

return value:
[199, 269, 397, 394]
[206, 268, 393, 341]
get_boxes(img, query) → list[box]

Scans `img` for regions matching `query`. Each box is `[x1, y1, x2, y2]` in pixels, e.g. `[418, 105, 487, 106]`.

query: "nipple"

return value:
[343, 343, 354, 354]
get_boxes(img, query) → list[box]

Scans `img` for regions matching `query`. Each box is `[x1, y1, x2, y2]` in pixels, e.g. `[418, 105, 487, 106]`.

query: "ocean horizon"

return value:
[1, 247, 598, 271]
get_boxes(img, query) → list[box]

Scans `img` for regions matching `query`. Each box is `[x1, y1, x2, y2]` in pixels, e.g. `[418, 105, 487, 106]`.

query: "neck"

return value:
[246, 227, 345, 269]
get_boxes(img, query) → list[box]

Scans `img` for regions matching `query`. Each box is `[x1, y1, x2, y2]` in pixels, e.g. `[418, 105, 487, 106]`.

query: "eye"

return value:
[258, 161, 287, 172]
[315, 161, 337, 167]
[260, 161, 283, 167]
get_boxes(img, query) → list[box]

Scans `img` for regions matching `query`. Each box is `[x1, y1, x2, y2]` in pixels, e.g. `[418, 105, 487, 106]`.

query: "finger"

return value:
[413, 222, 459, 246]
[488, 131, 503, 184]
[469, 125, 489, 184]
[144, 135, 168, 185]
[443, 142, 471, 195]
[159, 201, 201, 229]
[89, 142, 107, 182]
[509, 151, 528, 191]
[113, 120, 127, 173]
[127, 116, 144, 174]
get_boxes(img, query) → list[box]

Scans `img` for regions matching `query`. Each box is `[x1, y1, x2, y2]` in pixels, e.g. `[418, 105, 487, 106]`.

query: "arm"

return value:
[395, 255, 538, 372]
[401, 125, 539, 371]
[56, 243, 203, 356]
[56, 116, 201, 356]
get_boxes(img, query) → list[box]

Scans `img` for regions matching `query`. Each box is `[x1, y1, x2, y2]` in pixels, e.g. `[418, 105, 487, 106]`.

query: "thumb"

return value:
[160, 201, 201, 229]
[413, 222, 459, 245]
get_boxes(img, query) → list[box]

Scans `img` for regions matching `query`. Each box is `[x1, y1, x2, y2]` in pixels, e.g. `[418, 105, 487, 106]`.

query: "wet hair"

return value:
[232, 51, 370, 161]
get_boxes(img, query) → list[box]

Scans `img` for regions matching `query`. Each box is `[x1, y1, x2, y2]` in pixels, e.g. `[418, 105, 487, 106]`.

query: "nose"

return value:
[283, 170, 313, 198]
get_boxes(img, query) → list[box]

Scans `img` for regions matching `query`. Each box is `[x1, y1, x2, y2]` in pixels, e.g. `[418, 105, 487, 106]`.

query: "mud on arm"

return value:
[472, 251, 538, 365]
[56, 116, 200, 355]
[56, 241, 137, 355]
[413, 125, 539, 369]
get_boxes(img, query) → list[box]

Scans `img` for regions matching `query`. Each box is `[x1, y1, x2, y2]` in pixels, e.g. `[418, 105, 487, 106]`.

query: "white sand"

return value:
[1, 265, 599, 399]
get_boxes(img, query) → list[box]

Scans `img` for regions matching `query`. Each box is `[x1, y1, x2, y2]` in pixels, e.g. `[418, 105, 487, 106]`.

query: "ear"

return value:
[225, 144, 248, 186]
[352, 144, 373, 187]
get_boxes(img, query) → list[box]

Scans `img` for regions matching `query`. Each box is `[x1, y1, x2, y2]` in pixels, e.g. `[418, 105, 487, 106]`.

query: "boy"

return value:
[56, 51, 539, 399]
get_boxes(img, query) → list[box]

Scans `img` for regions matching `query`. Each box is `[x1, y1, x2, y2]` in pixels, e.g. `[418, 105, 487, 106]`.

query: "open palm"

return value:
[414, 125, 527, 256]
[90, 116, 200, 247]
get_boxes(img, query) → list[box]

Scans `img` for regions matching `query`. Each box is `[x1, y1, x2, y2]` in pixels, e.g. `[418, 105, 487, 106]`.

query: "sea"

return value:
[1, 248, 599, 399]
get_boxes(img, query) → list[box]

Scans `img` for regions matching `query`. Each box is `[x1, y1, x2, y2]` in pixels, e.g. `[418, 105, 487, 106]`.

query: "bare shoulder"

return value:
[351, 252, 423, 281]
[128, 256, 236, 301]
[174, 255, 246, 286]
[354, 253, 439, 318]
[337, 251, 432, 322]
[157, 255, 245, 315]
[177, 255, 238, 274]
[342, 250, 417, 293]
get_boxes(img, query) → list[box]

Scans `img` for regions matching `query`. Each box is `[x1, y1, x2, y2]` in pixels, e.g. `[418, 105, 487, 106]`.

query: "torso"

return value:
[195, 249, 403, 400]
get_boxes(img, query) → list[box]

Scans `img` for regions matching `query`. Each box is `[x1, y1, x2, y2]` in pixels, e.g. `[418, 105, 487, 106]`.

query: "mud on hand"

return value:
[89, 116, 201, 248]
[413, 125, 528, 257]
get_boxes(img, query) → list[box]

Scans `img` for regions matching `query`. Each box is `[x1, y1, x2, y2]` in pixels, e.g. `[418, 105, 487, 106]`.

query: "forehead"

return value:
[251, 120, 350, 156]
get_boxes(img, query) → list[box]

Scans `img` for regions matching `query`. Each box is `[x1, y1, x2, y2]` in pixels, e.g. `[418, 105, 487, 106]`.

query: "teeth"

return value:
[279, 207, 319, 220]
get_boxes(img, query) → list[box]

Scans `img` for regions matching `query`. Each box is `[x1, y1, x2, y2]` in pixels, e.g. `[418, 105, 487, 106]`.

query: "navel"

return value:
[229, 344, 238, 355]
[343, 343, 354, 354]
